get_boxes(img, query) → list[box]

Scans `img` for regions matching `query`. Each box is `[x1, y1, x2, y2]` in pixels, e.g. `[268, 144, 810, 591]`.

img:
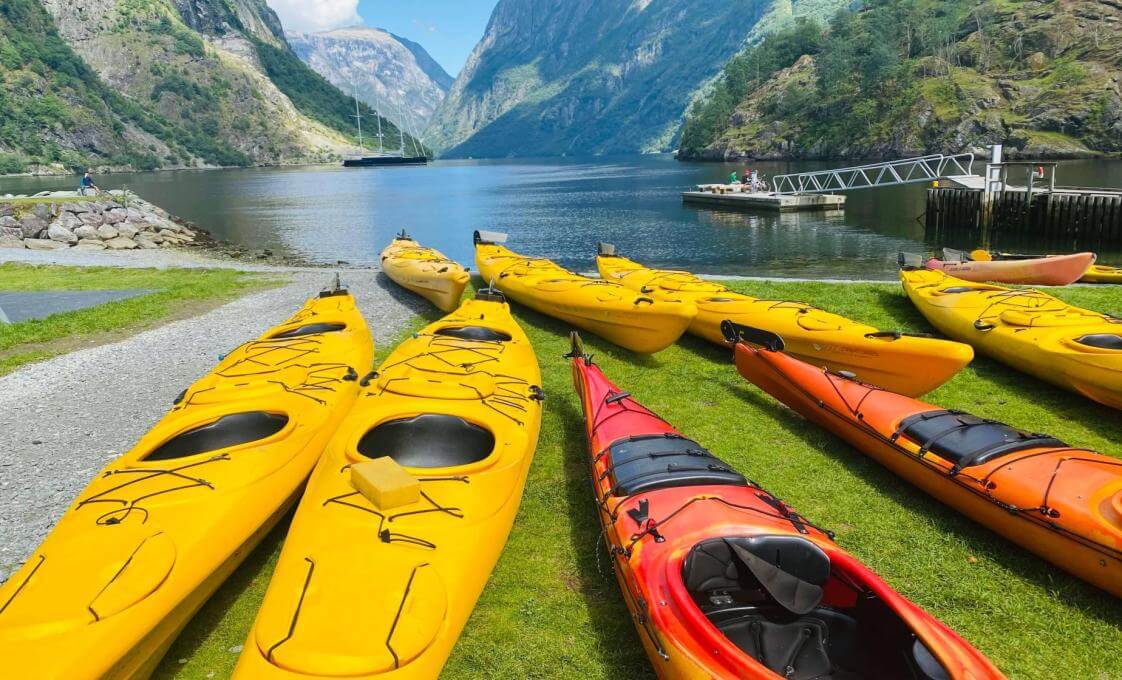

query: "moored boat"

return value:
[569, 332, 1004, 679]
[725, 321, 1122, 597]
[0, 280, 373, 679]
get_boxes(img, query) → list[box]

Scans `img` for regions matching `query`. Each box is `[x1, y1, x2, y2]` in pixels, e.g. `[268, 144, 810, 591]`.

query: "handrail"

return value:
[771, 153, 977, 195]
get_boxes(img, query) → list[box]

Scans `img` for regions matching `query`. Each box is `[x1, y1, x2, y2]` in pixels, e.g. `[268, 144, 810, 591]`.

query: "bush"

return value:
[0, 152, 26, 174]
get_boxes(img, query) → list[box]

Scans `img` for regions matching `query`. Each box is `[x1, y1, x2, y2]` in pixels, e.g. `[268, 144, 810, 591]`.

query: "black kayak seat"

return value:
[357, 414, 495, 468]
[895, 409, 1066, 470]
[434, 326, 511, 342]
[271, 322, 346, 339]
[1075, 333, 1122, 350]
[684, 536, 830, 614]
[145, 412, 289, 461]
[605, 434, 748, 496]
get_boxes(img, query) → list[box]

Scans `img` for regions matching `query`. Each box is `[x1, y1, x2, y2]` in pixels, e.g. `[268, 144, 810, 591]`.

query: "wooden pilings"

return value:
[926, 187, 1122, 249]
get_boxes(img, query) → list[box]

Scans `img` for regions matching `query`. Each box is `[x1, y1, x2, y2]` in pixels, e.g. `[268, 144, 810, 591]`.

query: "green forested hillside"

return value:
[0, 0, 422, 174]
[680, 0, 1122, 160]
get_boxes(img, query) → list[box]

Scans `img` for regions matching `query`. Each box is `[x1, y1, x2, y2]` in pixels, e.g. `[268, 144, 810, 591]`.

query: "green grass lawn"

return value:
[0, 263, 277, 375]
[158, 279, 1122, 680]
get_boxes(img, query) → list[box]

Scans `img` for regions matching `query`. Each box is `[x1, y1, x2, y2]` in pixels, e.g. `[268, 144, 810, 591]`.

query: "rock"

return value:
[134, 233, 160, 249]
[19, 215, 47, 238]
[78, 212, 105, 227]
[0, 216, 18, 229]
[126, 207, 146, 222]
[0, 204, 13, 217]
[47, 223, 78, 244]
[74, 239, 108, 250]
[158, 229, 185, 241]
[55, 213, 82, 230]
[96, 224, 119, 240]
[31, 204, 52, 220]
[25, 239, 69, 251]
[116, 223, 139, 239]
[74, 225, 99, 240]
[1026, 51, 1047, 71]
[103, 208, 127, 224]
[33, 191, 51, 197]
[1, 226, 20, 238]
[67, 201, 94, 214]
[105, 236, 139, 250]
[0, 235, 25, 249]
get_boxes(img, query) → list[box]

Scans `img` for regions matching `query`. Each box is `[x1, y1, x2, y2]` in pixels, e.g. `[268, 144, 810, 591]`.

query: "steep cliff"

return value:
[0, 0, 418, 173]
[288, 27, 452, 128]
[680, 0, 1122, 161]
[426, 0, 848, 158]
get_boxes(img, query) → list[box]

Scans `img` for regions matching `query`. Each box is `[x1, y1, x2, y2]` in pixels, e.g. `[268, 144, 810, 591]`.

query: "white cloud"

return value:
[267, 0, 362, 34]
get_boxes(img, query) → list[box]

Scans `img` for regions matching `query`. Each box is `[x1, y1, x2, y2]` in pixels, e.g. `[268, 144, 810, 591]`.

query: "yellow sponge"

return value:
[350, 458, 420, 509]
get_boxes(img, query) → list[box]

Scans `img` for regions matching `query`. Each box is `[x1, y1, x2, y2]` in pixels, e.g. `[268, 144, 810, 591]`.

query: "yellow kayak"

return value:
[380, 232, 471, 311]
[597, 248, 974, 396]
[0, 282, 373, 679]
[235, 288, 543, 679]
[1081, 264, 1122, 284]
[901, 268, 1122, 410]
[474, 232, 695, 353]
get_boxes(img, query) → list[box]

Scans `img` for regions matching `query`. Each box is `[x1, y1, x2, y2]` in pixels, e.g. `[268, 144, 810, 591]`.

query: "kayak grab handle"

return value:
[722, 321, 785, 351]
[564, 331, 593, 365]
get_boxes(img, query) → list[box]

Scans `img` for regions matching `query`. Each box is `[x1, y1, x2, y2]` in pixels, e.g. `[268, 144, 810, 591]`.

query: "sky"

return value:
[265, 0, 499, 76]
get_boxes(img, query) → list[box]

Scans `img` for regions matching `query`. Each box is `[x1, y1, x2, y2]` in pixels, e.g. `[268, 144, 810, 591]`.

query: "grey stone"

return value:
[0, 203, 13, 217]
[0, 216, 18, 229]
[103, 209, 127, 225]
[47, 223, 78, 244]
[0, 235, 25, 249]
[19, 215, 47, 239]
[134, 233, 160, 249]
[1, 226, 20, 238]
[73, 225, 99, 240]
[74, 239, 108, 250]
[116, 223, 139, 239]
[31, 204, 52, 220]
[104, 236, 139, 250]
[78, 212, 105, 227]
[32, 191, 51, 197]
[126, 207, 146, 222]
[55, 213, 82, 230]
[95, 224, 119, 240]
[25, 239, 69, 251]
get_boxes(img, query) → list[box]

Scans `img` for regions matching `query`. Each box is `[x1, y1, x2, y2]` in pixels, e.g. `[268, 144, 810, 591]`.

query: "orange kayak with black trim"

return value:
[569, 333, 1003, 679]
[725, 322, 1122, 598]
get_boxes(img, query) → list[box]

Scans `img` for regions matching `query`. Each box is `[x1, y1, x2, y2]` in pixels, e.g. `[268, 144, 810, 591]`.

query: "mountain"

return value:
[0, 0, 420, 174]
[425, 0, 851, 158]
[288, 27, 452, 130]
[679, 0, 1122, 161]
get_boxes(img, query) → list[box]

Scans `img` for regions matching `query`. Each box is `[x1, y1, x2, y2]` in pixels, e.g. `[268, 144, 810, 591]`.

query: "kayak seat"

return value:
[895, 410, 1065, 470]
[1076, 333, 1122, 350]
[358, 414, 495, 468]
[145, 412, 289, 461]
[434, 326, 512, 342]
[605, 435, 748, 496]
[271, 322, 346, 338]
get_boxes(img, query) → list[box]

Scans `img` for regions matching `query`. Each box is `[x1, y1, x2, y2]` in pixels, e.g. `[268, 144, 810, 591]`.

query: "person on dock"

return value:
[79, 171, 100, 196]
[728, 171, 739, 185]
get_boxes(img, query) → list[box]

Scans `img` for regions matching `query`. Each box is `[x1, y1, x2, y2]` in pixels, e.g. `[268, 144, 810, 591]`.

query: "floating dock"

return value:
[682, 188, 846, 212]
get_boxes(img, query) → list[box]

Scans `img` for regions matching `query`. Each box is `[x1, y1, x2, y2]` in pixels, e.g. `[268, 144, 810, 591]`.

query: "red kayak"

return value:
[568, 333, 1002, 679]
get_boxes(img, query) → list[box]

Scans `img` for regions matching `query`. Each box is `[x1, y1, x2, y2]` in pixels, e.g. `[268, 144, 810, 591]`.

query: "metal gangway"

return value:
[771, 153, 977, 195]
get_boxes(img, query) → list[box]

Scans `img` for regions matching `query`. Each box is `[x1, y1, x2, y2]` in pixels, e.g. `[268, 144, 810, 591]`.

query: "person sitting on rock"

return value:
[79, 172, 100, 196]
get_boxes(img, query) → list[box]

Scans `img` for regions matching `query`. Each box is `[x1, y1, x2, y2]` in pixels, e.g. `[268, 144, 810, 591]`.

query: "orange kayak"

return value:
[725, 322, 1122, 598]
[570, 333, 1003, 679]
[926, 251, 1094, 286]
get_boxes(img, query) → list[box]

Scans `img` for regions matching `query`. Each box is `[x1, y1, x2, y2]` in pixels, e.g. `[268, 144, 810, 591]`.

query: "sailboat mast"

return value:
[351, 83, 364, 150]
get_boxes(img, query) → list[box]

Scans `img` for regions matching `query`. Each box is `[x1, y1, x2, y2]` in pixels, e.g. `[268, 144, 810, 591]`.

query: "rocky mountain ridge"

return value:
[288, 27, 452, 129]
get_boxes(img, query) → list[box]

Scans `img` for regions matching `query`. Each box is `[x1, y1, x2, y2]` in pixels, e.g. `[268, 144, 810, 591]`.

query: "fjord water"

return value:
[5, 156, 1121, 278]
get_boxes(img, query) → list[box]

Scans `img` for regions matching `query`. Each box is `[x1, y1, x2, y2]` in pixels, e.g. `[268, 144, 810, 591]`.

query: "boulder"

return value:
[104, 236, 139, 250]
[47, 223, 78, 244]
[67, 201, 95, 214]
[1, 226, 20, 238]
[157, 229, 184, 242]
[55, 213, 82, 230]
[25, 239, 69, 251]
[31, 204, 52, 220]
[103, 208, 127, 224]
[74, 239, 108, 250]
[74, 225, 99, 240]
[134, 233, 160, 249]
[96, 224, 119, 240]
[0, 235, 25, 249]
[126, 207, 146, 222]
[78, 212, 105, 227]
[19, 215, 47, 238]
[116, 223, 139, 239]
[0, 215, 18, 229]
[0, 204, 13, 217]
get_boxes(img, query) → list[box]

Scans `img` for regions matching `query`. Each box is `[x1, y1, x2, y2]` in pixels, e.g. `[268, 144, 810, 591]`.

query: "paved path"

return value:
[0, 271, 425, 580]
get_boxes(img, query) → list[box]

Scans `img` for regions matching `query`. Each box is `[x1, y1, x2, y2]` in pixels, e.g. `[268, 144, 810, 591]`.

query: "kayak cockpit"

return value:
[682, 536, 952, 680]
[357, 414, 495, 468]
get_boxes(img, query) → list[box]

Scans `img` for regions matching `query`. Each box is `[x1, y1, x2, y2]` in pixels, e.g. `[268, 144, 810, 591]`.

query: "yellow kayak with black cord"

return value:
[596, 245, 974, 396]
[0, 279, 373, 679]
[901, 267, 1122, 410]
[380, 231, 471, 311]
[1082, 264, 1122, 284]
[234, 288, 543, 679]
[473, 231, 695, 354]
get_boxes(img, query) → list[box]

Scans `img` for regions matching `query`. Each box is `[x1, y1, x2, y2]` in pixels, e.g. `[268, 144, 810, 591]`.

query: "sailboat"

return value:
[342, 84, 429, 167]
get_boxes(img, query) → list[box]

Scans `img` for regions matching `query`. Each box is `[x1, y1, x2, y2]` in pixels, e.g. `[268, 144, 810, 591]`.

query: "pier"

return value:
[682, 188, 846, 212]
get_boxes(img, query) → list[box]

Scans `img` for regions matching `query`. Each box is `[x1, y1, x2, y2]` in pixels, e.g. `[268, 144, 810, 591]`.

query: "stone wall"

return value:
[0, 191, 198, 251]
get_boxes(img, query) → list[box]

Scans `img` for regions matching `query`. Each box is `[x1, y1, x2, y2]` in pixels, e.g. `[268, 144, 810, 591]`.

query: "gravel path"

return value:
[0, 270, 425, 580]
